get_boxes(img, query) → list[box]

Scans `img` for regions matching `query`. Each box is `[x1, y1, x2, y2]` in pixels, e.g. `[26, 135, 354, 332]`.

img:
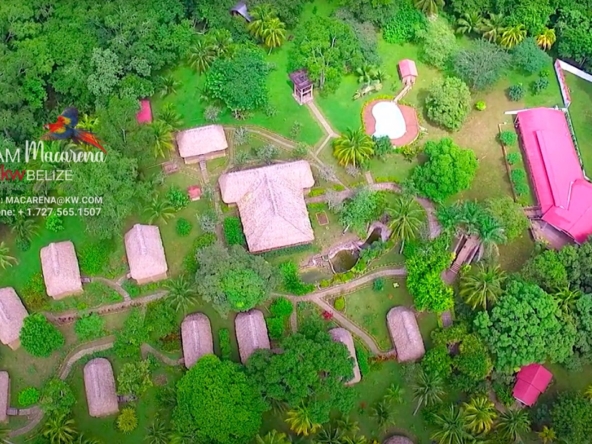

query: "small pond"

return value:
[330, 228, 383, 273]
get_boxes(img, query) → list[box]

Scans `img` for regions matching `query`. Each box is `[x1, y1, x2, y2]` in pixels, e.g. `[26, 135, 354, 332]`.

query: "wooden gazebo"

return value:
[289, 70, 313, 105]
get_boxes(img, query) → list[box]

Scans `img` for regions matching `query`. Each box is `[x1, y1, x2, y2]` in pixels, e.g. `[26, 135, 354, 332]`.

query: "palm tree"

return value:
[388, 195, 425, 252]
[11, 218, 38, 251]
[145, 416, 169, 444]
[248, 4, 276, 39]
[554, 286, 581, 314]
[478, 13, 505, 43]
[43, 414, 78, 444]
[384, 383, 404, 405]
[462, 395, 497, 435]
[261, 18, 286, 52]
[150, 120, 175, 158]
[336, 416, 360, 437]
[500, 24, 527, 48]
[316, 424, 345, 443]
[0, 242, 17, 269]
[208, 29, 235, 58]
[413, 369, 445, 415]
[371, 400, 395, 430]
[343, 436, 368, 444]
[585, 384, 592, 400]
[165, 276, 198, 313]
[497, 408, 531, 443]
[476, 215, 507, 258]
[188, 39, 215, 73]
[75, 434, 102, 444]
[459, 262, 506, 310]
[356, 64, 378, 86]
[455, 12, 482, 35]
[158, 103, 183, 130]
[256, 430, 290, 444]
[332, 128, 374, 167]
[145, 196, 175, 225]
[77, 114, 99, 131]
[414, 0, 444, 17]
[537, 426, 556, 444]
[536, 27, 556, 50]
[159, 75, 180, 97]
[459, 201, 484, 234]
[0, 424, 11, 444]
[285, 404, 321, 436]
[431, 404, 474, 444]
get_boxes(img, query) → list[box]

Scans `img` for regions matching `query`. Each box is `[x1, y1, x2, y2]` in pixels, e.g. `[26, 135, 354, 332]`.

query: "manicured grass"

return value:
[565, 73, 592, 175]
[498, 230, 535, 272]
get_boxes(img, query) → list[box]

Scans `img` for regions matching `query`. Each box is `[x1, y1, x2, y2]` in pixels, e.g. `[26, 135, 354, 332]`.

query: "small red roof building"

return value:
[136, 100, 152, 124]
[513, 363, 553, 406]
[187, 185, 202, 201]
[398, 59, 418, 86]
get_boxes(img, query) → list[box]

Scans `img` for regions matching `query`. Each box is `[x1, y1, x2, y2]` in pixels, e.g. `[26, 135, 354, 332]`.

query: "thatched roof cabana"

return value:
[0, 372, 9, 423]
[0, 287, 28, 350]
[176, 125, 228, 164]
[329, 328, 361, 385]
[40, 241, 83, 299]
[218, 161, 315, 253]
[124, 224, 168, 285]
[235, 310, 270, 364]
[386, 307, 425, 362]
[83, 358, 119, 418]
[384, 436, 414, 444]
[181, 313, 214, 368]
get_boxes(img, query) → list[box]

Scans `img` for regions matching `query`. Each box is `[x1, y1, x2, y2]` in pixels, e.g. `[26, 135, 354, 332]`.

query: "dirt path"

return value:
[307, 101, 338, 138]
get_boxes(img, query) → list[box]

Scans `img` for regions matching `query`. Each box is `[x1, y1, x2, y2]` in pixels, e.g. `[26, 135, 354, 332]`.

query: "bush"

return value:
[117, 360, 153, 396]
[40, 379, 76, 416]
[292, 143, 309, 159]
[45, 212, 64, 232]
[253, 143, 279, 164]
[373, 278, 385, 291]
[475, 101, 486, 111]
[18, 387, 40, 406]
[510, 168, 530, 196]
[506, 152, 521, 165]
[531, 77, 549, 95]
[198, 210, 218, 233]
[333, 296, 346, 311]
[22, 273, 47, 311]
[382, 1, 426, 44]
[507, 84, 525, 101]
[175, 218, 192, 237]
[512, 37, 552, 75]
[266, 316, 285, 340]
[373, 136, 392, 159]
[166, 186, 189, 210]
[269, 297, 293, 318]
[355, 345, 370, 376]
[425, 77, 472, 131]
[499, 131, 518, 146]
[223, 217, 246, 246]
[279, 261, 314, 295]
[74, 313, 105, 341]
[20, 314, 65, 357]
[219, 328, 232, 360]
[78, 242, 112, 276]
[145, 301, 176, 340]
[117, 407, 138, 433]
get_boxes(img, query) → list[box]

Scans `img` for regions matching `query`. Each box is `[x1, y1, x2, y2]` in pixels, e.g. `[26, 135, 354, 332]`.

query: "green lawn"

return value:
[565, 73, 592, 175]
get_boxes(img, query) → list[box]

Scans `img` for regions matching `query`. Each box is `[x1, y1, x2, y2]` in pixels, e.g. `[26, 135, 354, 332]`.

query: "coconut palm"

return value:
[316, 424, 345, 443]
[208, 29, 235, 58]
[371, 400, 395, 430]
[536, 27, 556, 50]
[145, 196, 175, 225]
[285, 404, 321, 436]
[387, 195, 425, 252]
[261, 18, 286, 52]
[343, 436, 368, 444]
[332, 128, 374, 167]
[455, 12, 482, 35]
[11, 217, 38, 251]
[497, 408, 531, 443]
[430, 404, 474, 444]
[43, 414, 78, 444]
[356, 64, 378, 86]
[476, 215, 506, 258]
[150, 120, 175, 158]
[336, 416, 360, 437]
[413, 369, 445, 415]
[0, 242, 17, 269]
[165, 276, 198, 313]
[459, 262, 506, 310]
[384, 383, 405, 405]
[537, 426, 556, 444]
[256, 430, 290, 444]
[500, 24, 527, 48]
[159, 75, 180, 97]
[554, 286, 581, 314]
[459, 201, 485, 234]
[248, 4, 276, 40]
[145, 416, 169, 444]
[414, 0, 444, 17]
[158, 103, 183, 131]
[188, 39, 215, 73]
[479, 13, 505, 43]
[462, 395, 497, 435]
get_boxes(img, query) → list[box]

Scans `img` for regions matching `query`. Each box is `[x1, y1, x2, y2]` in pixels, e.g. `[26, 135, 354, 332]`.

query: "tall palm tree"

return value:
[256, 430, 290, 444]
[165, 276, 198, 313]
[159, 75, 180, 97]
[150, 120, 175, 158]
[158, 103, 183, 131]
[536, 27, 556, 50]
[332, 128, 374, 167]
[208, 29, 235, 58]
[145, 416, 169, 444]
[497, 408, 531, 443]
[248, 4, 276, 40]
[384, 383, 405, 405]
[459, 262, 506, 310]
[478, 13, 505, 43]
[188, 39, 215, 73]
[413, 369, 445, 415]
[414, 0, 444, 17]
[43, 414, 78, 444]
[356, 64, 378, 86]
[336, 416, 360, 437]
[371, 400, 395, 430]
[261, 18, 286, 52]
[462, 395, 497, 435]
[145, 196, 175, 225]
[554, 286, 581, 314]
[430, 404, 474, 444]
[0, 242, 17, 269]
[477, 215, 507, 258]
[500, 24, 527, 49]
[316, 424, 345, 443]
[388, 195, 425, 252]
[459, 201, 484, 234]
[455, 12, 482, 35]
[11, 218, 38, 251]
[537, 426, 556, 444]
[285, 404, 321, 436]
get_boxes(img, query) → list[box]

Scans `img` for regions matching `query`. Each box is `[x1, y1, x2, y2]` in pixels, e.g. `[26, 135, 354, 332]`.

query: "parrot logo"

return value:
[42, 107, 106, 154]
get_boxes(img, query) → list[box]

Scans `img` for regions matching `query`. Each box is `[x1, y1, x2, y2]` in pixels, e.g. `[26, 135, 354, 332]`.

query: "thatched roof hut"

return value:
[124, 224, 168, 285]
[0, 287, 28, 350]
[0, 372, 9, 423]
[176, 125, 228, 164]
[40, 241, 83, 299]
[384, 436, 414, 444]
[329, 328, 361, 385]
[235, 310, 270, 364]
[181, 313, 214, 368]
[83, 358, 119, 418]
[218, 161, 315, 253]
[386, 307, 425, 362]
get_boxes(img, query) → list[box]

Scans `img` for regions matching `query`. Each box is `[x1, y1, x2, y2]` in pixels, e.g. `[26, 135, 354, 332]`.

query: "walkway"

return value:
[90, 276, 131, 301]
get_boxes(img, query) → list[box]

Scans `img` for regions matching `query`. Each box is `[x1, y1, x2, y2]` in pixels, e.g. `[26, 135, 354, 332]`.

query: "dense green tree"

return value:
[453, 39, 510, 90]
[337, 0, 397, 27]
[556, 9, 592, 68]
[485, 197, 529, 242]
[552, 392, 592, 444]
[332, 128, 375, 167]
[74, 313, 105, 342]
[454, 333, 493, 381]
[145, 301, 177, 340]
[20, 314, 65, 357]
[113, 309, 149, 359]
[512, 37, 552, 74]
[425, 78, 472, 131]
[338, 188, 385, 236]
[421, 345, 453, 380]
[572, 296, 592, 364]
[521, 249, 568, 292]
[558, 239, 592, 294]
[40, 379, 76, 416]
[416, 18, 457, 69]
[117, 360, 152, 397]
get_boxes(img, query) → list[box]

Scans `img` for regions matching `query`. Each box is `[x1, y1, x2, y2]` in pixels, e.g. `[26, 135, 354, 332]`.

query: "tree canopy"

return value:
[20, 314, 65, 357]
[425, 78, 472, 131]
[453, 39, 511, 90]
[552, 391, 592, 444]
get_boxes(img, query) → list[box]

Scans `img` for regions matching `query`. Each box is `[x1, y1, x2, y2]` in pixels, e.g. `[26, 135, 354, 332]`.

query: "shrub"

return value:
[223, 217, 246, 246]
[507, 84, 525, 101]
[279, 261, 314, 295]
[506, 152, 521, 165]
[74, 313, 105, 341]
[266, 316, 285, 340]
[253, 143, 279, 164]
[292, 143, 309, 159]
[145, 301, 176, 340]
[219, 328, 232, 360]
[397, 143, 422, 161]
[175, 218, 192, 237]
[510, 168, 527, 183]
[40, 379, 75, 416]
[373, 136, 392, 159]
[499, 131, 518, 146]
[382, 2, 426, 44]
[78, 242, 112, 276]
[198, 210, 218, 233]
[18, 387, 40, 406]
[20, 314, 65, 357]
[475, 101, 486, 111]
[373, 278, 385, 291]
[510, 168, 530, 196]
[269, 297, 293, 318]
[308, 188, 326, 197]
[166, 186, 189, 210]
[531, 77, 549, 95]
[22, 273, 46, 311]
[355, 345, 370, 376]
[117, 360, 153, 396]
[333, 296, 346, 311]
[512, 37, 551, 75]
[425, 77, 471, 131]
[45, 212, 64, 232]
[117, 407, 138, 433]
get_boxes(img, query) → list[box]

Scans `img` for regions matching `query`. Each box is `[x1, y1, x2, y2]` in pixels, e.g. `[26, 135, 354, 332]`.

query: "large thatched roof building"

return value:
[83, 358, 119, 418]
[181, 313, 214, 368]
[124, 224, 168, 285]
[40, 241, 83, 299]
[219, 161, 315, 253]
[0, 372, 9, 423]
[235, 310, 270, 364]
[386, 307, 425, 362]
[0, 287, 28, 350]
[176, 124, 228, 164]
[384, 436, 414, 444]
[329, 328, 361, 385]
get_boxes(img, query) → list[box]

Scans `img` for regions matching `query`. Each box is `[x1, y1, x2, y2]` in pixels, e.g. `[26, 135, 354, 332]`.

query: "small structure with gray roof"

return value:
[124, 224, 168, 285]
[176, 124, 228, 164]
[181, 313, 214, 368]
[230, 1, 252, 22]
[40, 241, 83, 299]
[386, 307, 425, 362]
[235, 310, 270, 364]
[0, 372, 9, 423]
[0, 287, 28, 350]
[83, 358, 119, 418]
[329, 328, 361, 385]
[384, 436, 414, 444]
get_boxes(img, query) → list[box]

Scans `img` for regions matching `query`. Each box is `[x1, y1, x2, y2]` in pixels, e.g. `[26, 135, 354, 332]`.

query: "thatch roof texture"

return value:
[235, 310, 270, 364]
[176, 125, 228, 159]
[0, 372, 9, 423]
[0, 287, 28, 349]
[218, 161, 315, 253]
[181, 313, 214, 368]
[386, 307, 425, 362]
[384, 436, 414, 444]
[83, 358, 119, 418]
[40, 241, 83, 299]
[124, 224, 168, 284]
[329, 328, 361, 385]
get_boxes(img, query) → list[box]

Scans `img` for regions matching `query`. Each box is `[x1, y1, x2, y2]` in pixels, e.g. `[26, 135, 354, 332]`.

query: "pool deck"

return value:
[363, 99, 420, 147]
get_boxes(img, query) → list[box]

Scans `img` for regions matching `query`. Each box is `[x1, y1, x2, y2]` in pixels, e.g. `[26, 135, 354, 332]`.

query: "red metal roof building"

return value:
[513, 363, 553, 406]
[398, 59, 418, 86]
[517, 108, 592, 243]
[136, 100, 152, 124]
